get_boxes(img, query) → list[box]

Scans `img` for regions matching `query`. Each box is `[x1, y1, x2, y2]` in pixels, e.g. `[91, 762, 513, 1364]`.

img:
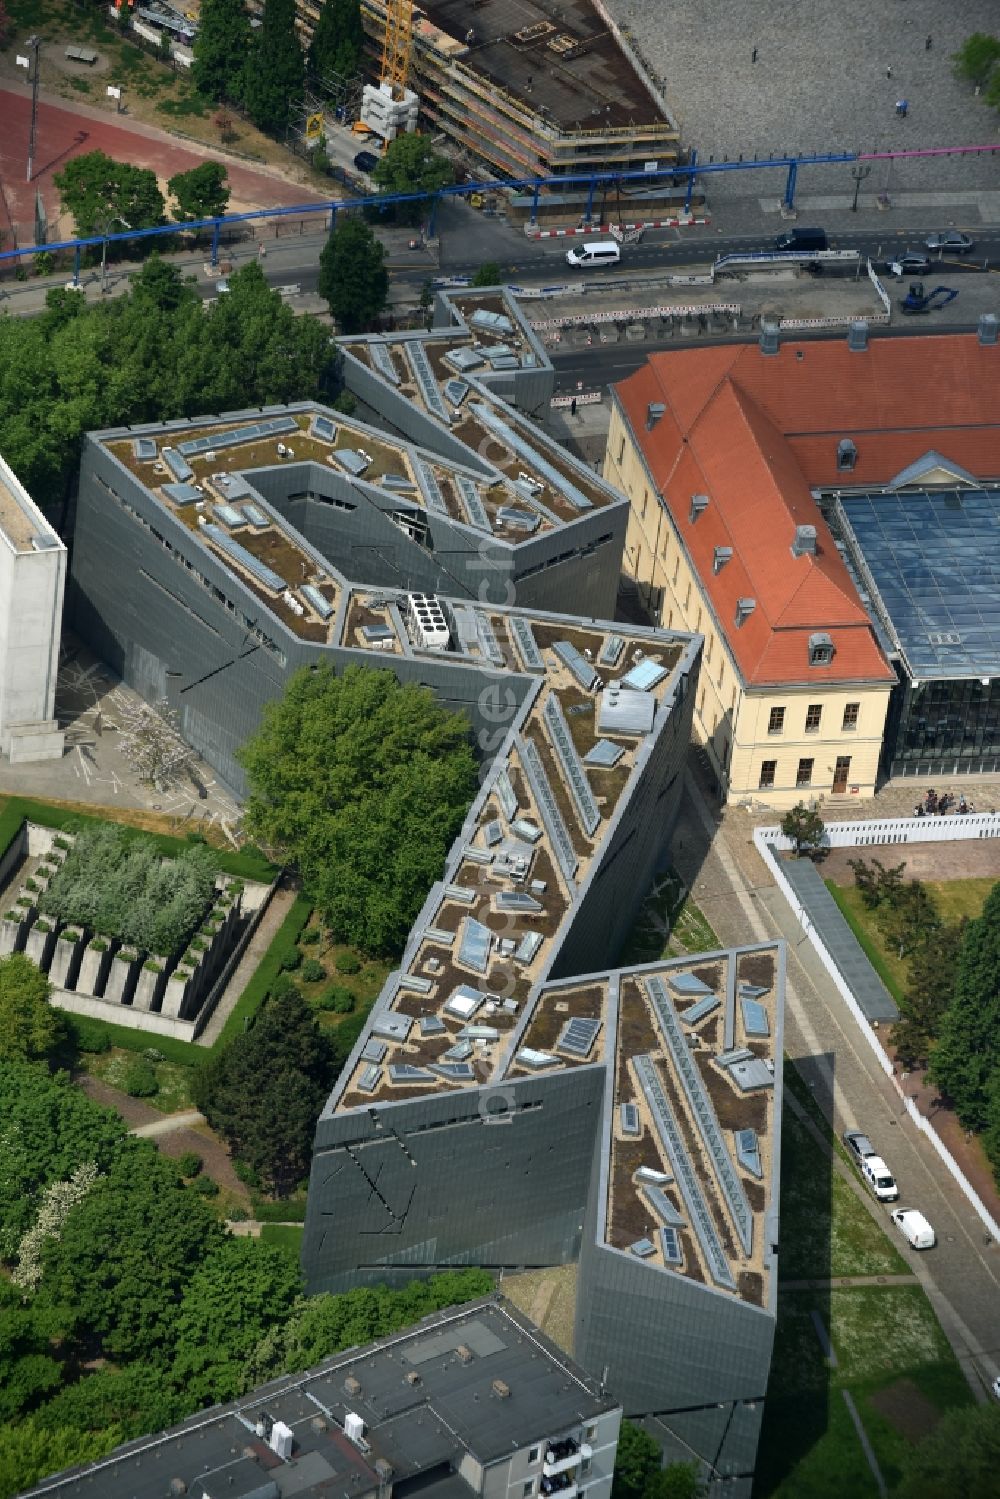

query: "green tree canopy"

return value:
[308, 0, 364, 85]
[0, 953, 65, 1065]
[951, 33, 1000, 88]
[893, 918, 965, 1068]
[241, 0, 305, 136]
[192, 982, 334, 1195]
[192, 0, 252, 102]
[54, 150, 165, 240]
[612, 1421, 661, 1499]
[931, 882, 1000, 1128]
[171, 1238, 302, 1401]
[894, 1403, 1000, 1499]
[168, 161, 231, 222]
[472, 261, 503, 287]
[238, 664, 478, 953]
[373, 134, 455, 223]
[36, 1362, 186, 1442]
[0, 1416, 119, 1499]
[779, 802, 826, 855]
[318, 215, 389, 331]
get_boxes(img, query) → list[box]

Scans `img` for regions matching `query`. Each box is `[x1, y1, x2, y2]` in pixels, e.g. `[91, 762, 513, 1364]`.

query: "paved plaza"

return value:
[608, 0, 1000, 200]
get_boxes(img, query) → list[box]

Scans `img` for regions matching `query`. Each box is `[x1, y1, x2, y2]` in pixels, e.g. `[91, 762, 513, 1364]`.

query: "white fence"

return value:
[755, 821, 1000, 1243]
[759, 809, 1000, 850]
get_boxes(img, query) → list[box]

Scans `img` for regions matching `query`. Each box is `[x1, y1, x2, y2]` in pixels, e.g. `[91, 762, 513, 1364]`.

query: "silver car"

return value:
[925, 231, 974, 254]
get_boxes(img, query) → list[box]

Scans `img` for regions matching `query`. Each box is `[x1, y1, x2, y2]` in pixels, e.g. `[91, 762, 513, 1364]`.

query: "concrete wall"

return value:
[0, 455, 66, 759]
[302, 1067, 604, 1295]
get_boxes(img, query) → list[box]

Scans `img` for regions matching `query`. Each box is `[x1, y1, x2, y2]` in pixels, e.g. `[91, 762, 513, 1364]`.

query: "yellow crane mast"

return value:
[380, 0, 414, 97]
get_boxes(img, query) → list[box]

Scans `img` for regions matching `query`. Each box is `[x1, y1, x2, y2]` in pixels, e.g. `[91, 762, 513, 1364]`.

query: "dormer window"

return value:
[837, 439, 857, 472]
[735, 598, 756, 628]
[809, 632, 834, 666]
[690, 494, 709, 523]
[713, 546, 733, 573]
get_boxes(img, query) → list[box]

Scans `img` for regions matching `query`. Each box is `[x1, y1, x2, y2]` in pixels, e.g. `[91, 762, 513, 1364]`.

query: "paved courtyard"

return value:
[607, 0, 1000, 199]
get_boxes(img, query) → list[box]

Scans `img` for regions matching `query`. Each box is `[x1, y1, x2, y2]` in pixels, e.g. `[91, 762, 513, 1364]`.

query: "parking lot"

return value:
[606, 0, 1000, 198]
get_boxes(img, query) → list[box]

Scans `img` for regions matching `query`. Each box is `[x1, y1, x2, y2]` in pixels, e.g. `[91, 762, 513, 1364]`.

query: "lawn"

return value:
[755, 1065, 973, 1497]
[85, 1048, 196, 1114]
[260, 1223, 305, 1254]
[620, 869, 719, 964]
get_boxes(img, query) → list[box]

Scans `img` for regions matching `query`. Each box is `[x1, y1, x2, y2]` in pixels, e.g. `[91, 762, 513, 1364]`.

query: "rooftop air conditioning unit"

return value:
[345, 1412, 366, 1443]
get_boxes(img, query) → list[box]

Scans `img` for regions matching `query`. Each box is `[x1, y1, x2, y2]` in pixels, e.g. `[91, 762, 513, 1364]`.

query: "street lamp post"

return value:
[15, 36, 42, 183]
[98, 210, 131, 294]
[850, 163, 871, 213]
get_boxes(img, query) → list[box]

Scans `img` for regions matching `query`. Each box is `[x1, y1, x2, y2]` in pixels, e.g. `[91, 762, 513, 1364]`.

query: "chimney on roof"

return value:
[759, 322, 779, 356]
[689, 494, 709, 523]
[791, 524, 817, 558]
[646, 402, 666, 431]
[713, 545, 733, 573]
[455, 1344, 474, 1364]
[848, 320, 869, 352]
[492, 1379, 512, 1399]
[979, 313, 999, 346]
[406, 1371, 421, 1386]
[345, 1376, 362, 1397]
[735, 598, 756, 627]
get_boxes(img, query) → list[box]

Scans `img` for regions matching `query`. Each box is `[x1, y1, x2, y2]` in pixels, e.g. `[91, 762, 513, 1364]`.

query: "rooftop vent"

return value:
[808, 631, 834, 666]
[713, 545, 733, 573]
[406, 1370, 421, 1386]
[791, 524, 817, 557]
[455, 1344, 474, 1364]
[759, 322, 779, 356]
[847, 320, 869, 352]
[345, 1376, 362, 1396]
[979, 312, 999, 346]
[837, 438, 857, 472]
[169, 1482, 188, 1496]
[492, 1379, 512, 1399]
[689, 494, 709, 523]
[735, 597, 756, 627]
[646, 402, 666, 431]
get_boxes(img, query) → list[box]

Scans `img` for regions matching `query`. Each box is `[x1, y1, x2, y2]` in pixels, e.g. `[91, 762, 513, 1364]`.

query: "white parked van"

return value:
[890, 1208, 936, 1250]
[565, 240, 621, 269]
[860, 1155, 899, 1202]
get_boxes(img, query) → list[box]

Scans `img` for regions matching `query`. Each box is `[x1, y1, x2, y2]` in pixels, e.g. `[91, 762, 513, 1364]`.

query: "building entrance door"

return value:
[833, 755, 851, 793]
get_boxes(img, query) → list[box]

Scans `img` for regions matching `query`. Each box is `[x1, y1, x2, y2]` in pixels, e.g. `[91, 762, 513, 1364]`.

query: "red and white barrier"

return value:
[524, 216, 710, 239]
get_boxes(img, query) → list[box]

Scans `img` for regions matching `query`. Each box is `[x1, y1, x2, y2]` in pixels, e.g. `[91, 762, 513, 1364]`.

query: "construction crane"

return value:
[380, 0, 414, 98]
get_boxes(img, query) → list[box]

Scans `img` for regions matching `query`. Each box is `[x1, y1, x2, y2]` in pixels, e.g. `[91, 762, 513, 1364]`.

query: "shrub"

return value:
[5, 910, 20, 922]
[143, 960, 162, 972]
[190, 1173, 219, 1197]
[300, 927, 321, 946]
[122, 1058, 158, 1097]
[300, 957, 326, 983]
[334, 951, 361, 975]
[74, 1020, 112, 1053]
[280, 948, 302, 972]
[24, 879, 38, 892]
[59, 928, 82, 943]
[34, 919, 51, 933]
[176, 1151, 203, 1178]
[88, 937, 108, 951]
[53, 836, 71, 851]
[317, 984, 354, 1013]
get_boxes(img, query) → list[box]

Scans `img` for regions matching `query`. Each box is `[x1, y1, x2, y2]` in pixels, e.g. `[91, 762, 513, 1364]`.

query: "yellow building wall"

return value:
[604, 405, 892, 807]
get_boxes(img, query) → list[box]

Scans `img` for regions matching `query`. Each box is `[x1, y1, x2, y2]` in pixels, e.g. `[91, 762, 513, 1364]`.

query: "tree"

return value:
[645, 1466, 703, 1499]
[318, 215, 388, 331]
[241, 0, 305, 136]
[193, 0, 251, 103]
[170, 1238, 302, 1401]
[54, 150, 165, 240]
[877, 878, 940, 960]
[472, 261, 502, 286]
[130, 253, 196, 314]
[952, 33, 1000, 89]
[982, 1067, 1000, 1192]
[168, 162, 231, 224]
[238, 664, 478, 953]
[0, 1281, 62, 1423]
[612, 1421, 661, 1499]
[192, 983, 334, 1195]
[893, 919, 965, 1068]
[894, 1403, 1000, 1499]
[931, 882, 1000, 1129]
[308, 0, 364, 86]
[373, 134, 455, 223]
[0, 0, 11, 51]
[37, 1362, 186, 1442]
[779, 802, 826, 856]
[0, 952, 66, 1064]
[0, 1416, 119, 1499]
[847, 856, 906, 912]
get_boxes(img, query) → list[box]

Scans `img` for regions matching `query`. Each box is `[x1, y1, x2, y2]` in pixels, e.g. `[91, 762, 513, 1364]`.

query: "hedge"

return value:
[253, 1196, 308, 1222]
[259, 1223, 305, 1253]
[212, 893, 313, 1051]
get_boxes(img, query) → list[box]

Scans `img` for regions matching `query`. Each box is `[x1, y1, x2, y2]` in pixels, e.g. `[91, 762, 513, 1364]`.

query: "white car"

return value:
[860, 1155, 899, 1202]
[890, 1208, 936, 1249]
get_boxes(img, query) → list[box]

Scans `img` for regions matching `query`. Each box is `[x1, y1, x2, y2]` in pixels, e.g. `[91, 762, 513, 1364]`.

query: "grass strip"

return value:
[825, 880, 905, 1005]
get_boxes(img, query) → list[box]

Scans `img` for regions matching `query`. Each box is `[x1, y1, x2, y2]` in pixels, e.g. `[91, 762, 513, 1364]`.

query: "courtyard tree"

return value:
[779, 802, 826, 857]
[895, 1402, 1000, 1499]
[612, 1421, 661, 1499]
[53, 151, 165, 240]
[241, 0, 305, 136]
[471, 261, 503, 287]
[168, 162, 231, 224]
[318, 215, 388, 331]
[308, 0, 364, 86]
[931, 881, 1000, 1129]
[0, 953, 66, 1065]
[237, 663, 478, 952]
[951, 33, 1000, 89]
[893, 919, 965, 1068]
[373, 133, 455, 223]
[982, 1067, 1000, 1191]
[192, 0, 251, 103]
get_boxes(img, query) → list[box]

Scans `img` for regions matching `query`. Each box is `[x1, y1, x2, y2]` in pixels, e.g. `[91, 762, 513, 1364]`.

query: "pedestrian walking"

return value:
[886, 64, 893, 79]
[751, 46, 758, 63]
[925, 35, 932, 51]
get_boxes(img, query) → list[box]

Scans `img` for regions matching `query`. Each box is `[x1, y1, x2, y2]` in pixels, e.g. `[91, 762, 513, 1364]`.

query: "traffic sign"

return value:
[305, 112, 324, 142]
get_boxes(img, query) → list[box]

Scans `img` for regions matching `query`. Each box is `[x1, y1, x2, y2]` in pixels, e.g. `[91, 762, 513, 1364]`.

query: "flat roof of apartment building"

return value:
[411, 0, 665, 132]
[20, 1299, 619, 1499]
[0, 452, 65, 557]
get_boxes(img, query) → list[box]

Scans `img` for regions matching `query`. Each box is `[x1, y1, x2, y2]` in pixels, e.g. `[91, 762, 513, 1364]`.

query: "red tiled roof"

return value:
[614, 340, 925, 687]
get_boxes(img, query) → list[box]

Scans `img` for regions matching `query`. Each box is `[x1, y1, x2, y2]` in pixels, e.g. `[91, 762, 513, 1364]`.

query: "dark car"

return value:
[354, 150, 380, 174]
[925, 230, 974, 254]
[842, 1129, 876, 1162]
[884, 251, 931, 276]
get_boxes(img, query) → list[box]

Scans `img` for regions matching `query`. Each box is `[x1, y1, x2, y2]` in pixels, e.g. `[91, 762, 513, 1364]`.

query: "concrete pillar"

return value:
[0, 915, 25, 954]
[105, 949, 140, 1006]
[24, 922, 56, 971]
[49, 930, 83, 989]
[132, 964, 160, 1012]
[77, 941, 112, 998]
[161, 971, 192, 1019]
